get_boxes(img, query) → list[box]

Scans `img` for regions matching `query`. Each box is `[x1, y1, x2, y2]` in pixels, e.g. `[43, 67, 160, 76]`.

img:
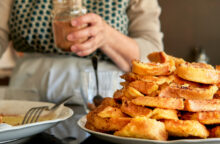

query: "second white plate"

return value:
[78, 115, 220, 144]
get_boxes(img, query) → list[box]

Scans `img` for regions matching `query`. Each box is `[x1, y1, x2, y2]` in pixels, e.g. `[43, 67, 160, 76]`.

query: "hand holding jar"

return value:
[67, 13, 109, 57]
[52, 0, 88, 51]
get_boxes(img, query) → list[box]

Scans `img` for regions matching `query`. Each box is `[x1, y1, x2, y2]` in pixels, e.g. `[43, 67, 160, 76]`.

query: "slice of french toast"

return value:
[164, 119, 209, 138]
[132, 96, 184, 110]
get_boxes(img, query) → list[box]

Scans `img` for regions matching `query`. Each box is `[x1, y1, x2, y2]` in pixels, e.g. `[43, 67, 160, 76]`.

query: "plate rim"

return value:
[0, 104, 74, 133]
[78, 115, 220, 144]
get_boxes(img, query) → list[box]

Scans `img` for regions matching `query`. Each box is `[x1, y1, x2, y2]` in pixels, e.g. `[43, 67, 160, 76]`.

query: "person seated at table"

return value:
[0, 0, 163, 141]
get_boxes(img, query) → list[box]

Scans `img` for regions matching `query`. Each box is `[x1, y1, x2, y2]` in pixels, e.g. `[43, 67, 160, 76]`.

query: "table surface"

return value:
[21, 133, 113, 144]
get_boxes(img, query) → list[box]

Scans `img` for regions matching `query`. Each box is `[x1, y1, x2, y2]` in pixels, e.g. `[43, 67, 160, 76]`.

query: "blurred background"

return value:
[159, 0, 220, 65]
[0, 0, 219, 86]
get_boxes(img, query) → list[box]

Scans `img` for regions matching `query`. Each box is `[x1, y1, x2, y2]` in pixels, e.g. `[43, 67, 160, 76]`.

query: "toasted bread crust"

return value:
[210, 126, 220, 138]
[182, 111, 220, 125]
[185, 99, 220, 112]
[151, 108, 178, 120]
[214, 90, 220, 99]
[114, 117, 168, 141]
[86, 105, 130, 132]
[0, 115, 2, 123]
[121, 98, 152, 118]
[132, 60, 176, 76]
[216, 65, 220, 71]
[129, 80, 158, 95]
[176, 62, 219, 84]
[164, 120, 209, 138]
[132, 96, 184, 110]
[113, 89, 125, 101]
[121, 72, 173, 85]
[148, 52, 169, 63]
[100, 97, 121, 108]
[98, 106, 126, 118]
[159, 83, 218, 100]
[148, 52, 185, 67]
[120, 72, 138, 82]
[85, 122, 102, 132]
[113, 87, 145, 101]
[125, 86, 145, 99]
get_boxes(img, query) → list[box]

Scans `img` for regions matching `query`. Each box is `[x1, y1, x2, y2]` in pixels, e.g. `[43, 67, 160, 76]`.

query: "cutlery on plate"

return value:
[22, 96, 73, 124]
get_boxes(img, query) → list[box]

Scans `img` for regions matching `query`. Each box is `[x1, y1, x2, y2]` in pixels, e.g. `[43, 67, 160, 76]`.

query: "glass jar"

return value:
[52, 0, 87, 51]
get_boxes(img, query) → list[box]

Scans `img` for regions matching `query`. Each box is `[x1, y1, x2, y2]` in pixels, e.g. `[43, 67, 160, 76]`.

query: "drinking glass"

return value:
[80, 70, 123, 113]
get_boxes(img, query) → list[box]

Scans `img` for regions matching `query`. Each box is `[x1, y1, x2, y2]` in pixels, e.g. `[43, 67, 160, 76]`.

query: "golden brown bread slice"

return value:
[185, 99, 220, 112]
[214, 90, 220, 99]
[121, 98, 152, 118]
[113, 89, 125, 101]
[209, 126, 220, 138]
[132, 59, 176, 76]
[215, 68, 220, 97]
[216, 65, 220, 71]
[181, 111, 220, 125]
[132, 96, 184, 110]
[121, 72, 173, 85]
[176, 62, 219, 84]
[159, 75, 218, 100]
[86, 114, 131, 132]
[113, 88, 126, 101]
[159, 83, 218, 100]
[114, 117, 168, 141]
[85, 122, 102, 132]
[151, 108, 178, 120]
[100, 97, 121, 108]
[113, 86, 144, 101]
[139, 75, 173, 85]
[86, 104, 131, 132]
[129, 80, 158, 95]
[125, 86, 145, 99]
[148, 51, 185, 67]
[120, 72, 138, 82]
[147, 52, 169, 63]
[164, 119, 209, 138]
[120, 81, 129, 87]
[216, 65, 220, 87]
[0, 115, 2, 123]
[98, 106, 127, 118]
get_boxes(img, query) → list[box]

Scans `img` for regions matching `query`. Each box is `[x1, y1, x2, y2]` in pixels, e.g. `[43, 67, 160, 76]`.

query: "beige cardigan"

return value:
[0, 0, 163, 62]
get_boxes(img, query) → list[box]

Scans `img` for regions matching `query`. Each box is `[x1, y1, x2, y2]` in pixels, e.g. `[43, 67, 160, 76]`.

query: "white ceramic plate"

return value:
[0, 100, 74, 143]
[78, 115, 220, 144]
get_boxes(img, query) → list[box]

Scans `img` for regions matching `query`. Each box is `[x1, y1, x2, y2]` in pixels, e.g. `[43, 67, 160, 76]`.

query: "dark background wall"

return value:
[158, 0, 220, 65]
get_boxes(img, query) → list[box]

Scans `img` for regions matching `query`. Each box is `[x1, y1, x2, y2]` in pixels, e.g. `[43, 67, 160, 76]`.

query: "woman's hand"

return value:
[67, 13, 109, 56]
[67, 13, 139, 72]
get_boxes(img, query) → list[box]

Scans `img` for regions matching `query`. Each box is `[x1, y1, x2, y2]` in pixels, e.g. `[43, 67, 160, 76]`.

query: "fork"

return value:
[91, 55, 103, 107]
[22, 96, 73, 125]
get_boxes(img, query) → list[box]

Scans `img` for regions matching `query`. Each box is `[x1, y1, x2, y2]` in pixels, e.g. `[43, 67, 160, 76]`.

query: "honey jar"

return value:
[52, 0, 87, 51]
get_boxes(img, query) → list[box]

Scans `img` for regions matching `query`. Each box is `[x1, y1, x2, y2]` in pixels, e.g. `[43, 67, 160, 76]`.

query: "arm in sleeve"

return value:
[127, 0, 164, 62]
[0, 0, 13, 58]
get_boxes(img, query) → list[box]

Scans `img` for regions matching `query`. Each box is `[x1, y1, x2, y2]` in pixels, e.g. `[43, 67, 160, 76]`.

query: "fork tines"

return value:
[22, 106, 49, 125]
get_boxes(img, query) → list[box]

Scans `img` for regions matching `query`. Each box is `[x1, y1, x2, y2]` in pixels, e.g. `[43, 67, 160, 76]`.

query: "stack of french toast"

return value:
[85, 52, 220, 141]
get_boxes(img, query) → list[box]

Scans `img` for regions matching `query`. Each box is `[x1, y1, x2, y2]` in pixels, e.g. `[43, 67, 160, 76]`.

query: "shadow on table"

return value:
[23, 134, 113, 144]
[80, 136, 113, 144]
[24, 133, 64, 144]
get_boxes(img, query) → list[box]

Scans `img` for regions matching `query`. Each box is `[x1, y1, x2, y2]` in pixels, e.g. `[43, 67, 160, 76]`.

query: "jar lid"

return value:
[53, 0, 82, 11]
